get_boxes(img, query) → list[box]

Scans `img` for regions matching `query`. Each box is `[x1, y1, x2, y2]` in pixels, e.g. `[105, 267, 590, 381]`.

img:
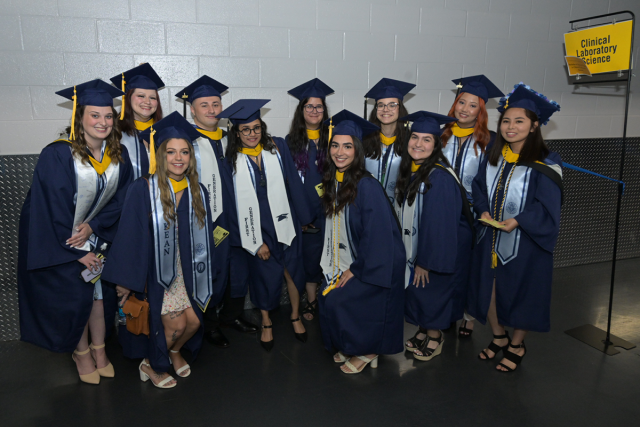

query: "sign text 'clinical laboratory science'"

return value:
[564, 20, 632, 74]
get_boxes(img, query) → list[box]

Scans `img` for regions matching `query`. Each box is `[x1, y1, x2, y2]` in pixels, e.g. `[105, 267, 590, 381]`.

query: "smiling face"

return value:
[376, 97, 400, 125]
[407, 132, 435, 164]
[130, 88, 159, 122]
[330, 134, 355, 172]
[81, 106, 114, 146]
[165, 138, 190, 180]
[191, 96, 222, 131]
[500, 107, 537, 146]
[454, 92, 480, 128]
[237, 119, 262, 148]
[303, 97, 324, 129]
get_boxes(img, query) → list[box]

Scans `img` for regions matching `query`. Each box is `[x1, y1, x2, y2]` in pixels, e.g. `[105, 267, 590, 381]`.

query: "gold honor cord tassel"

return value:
[70, 86, 77, 141]
[327, 118, 334, 144]
[148, 127, 157, 174]
[120, 73, 126, 120]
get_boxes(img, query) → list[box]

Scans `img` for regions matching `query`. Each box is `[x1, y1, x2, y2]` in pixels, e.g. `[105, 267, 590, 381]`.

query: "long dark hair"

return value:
[395, 132, 451, 207]
[287, 97, 329, 175]
[487, 109, 549, 166]
[363, 99, 410, 159]
[120, 89, 164, 136]
[63, 105, 124, 165]
[321, 135, 367, 217]
[225, 119, 277, 171]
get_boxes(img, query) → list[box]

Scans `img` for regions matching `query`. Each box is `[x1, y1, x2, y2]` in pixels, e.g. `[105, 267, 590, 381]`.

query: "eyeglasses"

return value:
[239, 125, 262, 136]
[304, 104, 324, 113]
[376, 102, 399, 111]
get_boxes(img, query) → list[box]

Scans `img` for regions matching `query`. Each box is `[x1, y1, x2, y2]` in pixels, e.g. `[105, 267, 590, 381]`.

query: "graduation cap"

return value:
[451, 74, 504, 103]
[138, 111, 202, 174]
[175, 75, 228, 103]
[288, 78, 334, 101]
[498, 83, 561, 125]
[110, 63, 165, 120]
[216, 99, 270, 126]
[400, 111, 457, 136]
[365, 78, 415, 101]
[324, 109, 380, 142]
[56, 79, 124, 141]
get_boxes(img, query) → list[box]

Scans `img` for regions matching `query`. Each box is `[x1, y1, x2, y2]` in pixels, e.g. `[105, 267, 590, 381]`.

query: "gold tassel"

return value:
[148, 127, 156, 174]
[119, 73, 126, 120]
[70, 86, 77, 141]
[491, 250, 498, 269]
[328, 118, 334, 143]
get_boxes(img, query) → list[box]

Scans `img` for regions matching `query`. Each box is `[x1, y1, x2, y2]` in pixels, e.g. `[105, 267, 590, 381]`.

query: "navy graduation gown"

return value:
[404, 169, 473, 330]
[233, 138, 313, 311]
[120, 131, 150, 180]
[318, 176, 405, 355]
[467, 152, 562, 332]
[18, 141, 133, 352]
[285, 135, 325, 284]
[101, 179, 220, 373]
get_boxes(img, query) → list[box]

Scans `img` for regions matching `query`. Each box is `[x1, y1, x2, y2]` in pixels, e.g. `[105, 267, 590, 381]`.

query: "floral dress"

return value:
[161, 227, 192, 315]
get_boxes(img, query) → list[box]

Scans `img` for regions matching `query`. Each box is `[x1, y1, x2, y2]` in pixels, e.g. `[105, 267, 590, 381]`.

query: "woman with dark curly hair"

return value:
[18, 80, 132, 384]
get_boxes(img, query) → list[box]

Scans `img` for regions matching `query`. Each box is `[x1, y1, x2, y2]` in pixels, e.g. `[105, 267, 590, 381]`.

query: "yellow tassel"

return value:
[491, 251, 498, 269]
[119, 73, 126, 120]
[70, 86, 77, 141]
[328, 118, 334, 143]
[148, 127, 156, 174]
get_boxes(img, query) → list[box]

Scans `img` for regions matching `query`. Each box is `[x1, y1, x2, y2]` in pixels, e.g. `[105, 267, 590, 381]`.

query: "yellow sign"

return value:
[564, 20, 633, 74]
[565, 56, 592, 76]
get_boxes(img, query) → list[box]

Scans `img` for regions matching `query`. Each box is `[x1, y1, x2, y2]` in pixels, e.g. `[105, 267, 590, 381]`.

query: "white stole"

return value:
[320, 197, 354, 288]
[193, 137, 223, 221]
[119, 132, 148, 180]
[365, 143, 402, 205]
[401, 183, 424, 288]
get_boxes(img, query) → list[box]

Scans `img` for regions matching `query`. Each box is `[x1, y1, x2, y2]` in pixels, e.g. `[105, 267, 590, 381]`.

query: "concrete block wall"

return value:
[0, 0, 638, 155]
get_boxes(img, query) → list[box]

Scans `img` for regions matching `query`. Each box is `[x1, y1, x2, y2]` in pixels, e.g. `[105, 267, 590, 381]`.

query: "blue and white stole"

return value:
[365, 143, 402, 205]
[400, 182, 425, 288]
[120, 132, 148, 180]
[480, 153, 532, 265]
[192, 136, 223, 221]
[442, 135, 485, 204]
[70, 141, 120, 251]
[320, 187, 355, 293]
[149, 175, 213, 311]
[233, 148, 295, 255]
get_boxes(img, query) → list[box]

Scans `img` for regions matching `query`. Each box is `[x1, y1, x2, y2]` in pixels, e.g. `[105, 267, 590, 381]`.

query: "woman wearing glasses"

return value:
[219, 100, 313, 351]
[285, 78, 334, 321]
[363, 78, 415, 205]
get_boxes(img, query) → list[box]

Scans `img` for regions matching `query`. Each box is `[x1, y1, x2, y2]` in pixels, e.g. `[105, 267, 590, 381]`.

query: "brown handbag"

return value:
[122, 292, 150, 336]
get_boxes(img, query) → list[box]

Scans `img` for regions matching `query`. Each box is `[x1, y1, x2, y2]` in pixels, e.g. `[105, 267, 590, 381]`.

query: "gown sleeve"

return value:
[275, 137, 313, 226]
[472, 155, 491, 217]
[514, 152, 563, 254]
[349, 178, 399, 289]
[415, 170, 461, 274]
[100, 178, 151, 293]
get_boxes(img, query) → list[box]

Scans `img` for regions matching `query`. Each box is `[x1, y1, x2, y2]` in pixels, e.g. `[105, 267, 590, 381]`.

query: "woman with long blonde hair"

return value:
[103, 112, 221, 388]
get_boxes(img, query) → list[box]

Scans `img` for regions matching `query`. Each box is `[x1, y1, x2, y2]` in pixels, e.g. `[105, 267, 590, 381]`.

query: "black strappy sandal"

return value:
[413, 331, 444, 361]
[458, 320, 473, 338]
[291, 317, 307, 343]
[301, 299, 318, 320]
[498, 342, 526, 372]
[478, 332, 510, 360]
[405, 327, 428, 353]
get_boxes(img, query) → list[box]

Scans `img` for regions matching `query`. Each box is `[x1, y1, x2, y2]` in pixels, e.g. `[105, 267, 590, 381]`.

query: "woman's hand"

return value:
[413, 266, 430, 288]
[301, 223, 316, 232]
[78, 252, 102, 271]
[116, 286, 131, 306]
[67, 223, 93, 248]
[257, 243, 271, 261]
[480, 211, 492, 224]
[336, 269, 353, 288]
[498, 218, 519, 233]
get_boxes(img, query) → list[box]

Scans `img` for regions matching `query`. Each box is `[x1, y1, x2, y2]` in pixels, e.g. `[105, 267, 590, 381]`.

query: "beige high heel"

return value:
[89, 343, 115, 378]
[139, 360, 177, 389]
[72, 348, 100, 385]
[341, 355, 378, 374]
[169, 350, 191, 378]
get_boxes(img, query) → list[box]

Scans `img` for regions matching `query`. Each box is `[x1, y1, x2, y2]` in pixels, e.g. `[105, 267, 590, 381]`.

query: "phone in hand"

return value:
[79, 254, 106, 283]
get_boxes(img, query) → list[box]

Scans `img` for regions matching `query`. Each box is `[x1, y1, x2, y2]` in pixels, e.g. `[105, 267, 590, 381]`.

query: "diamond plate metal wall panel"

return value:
[1, 139, 639, 341]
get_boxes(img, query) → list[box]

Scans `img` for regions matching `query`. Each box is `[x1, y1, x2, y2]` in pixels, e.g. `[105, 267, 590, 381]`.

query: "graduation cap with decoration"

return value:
[216, 99, 270, 126]
[288, 78, 334, 101]
[138, 111, 202, 174]
[110, 63, 165, 120]
[400, 111, 457, 137]
[56, 79, 124, 141]
[451, 74, 504, 103]
[498, 83, 561, 125]
[324, 109, 380, 143]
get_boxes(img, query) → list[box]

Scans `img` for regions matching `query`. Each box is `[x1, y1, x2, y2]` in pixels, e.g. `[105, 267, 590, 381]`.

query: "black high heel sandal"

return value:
[478, 332, 510, 360]
[497, 341, 526, 372]
[260, 324, 274, 352]
[413, 331, 444, 361]
[301, 299, 318, 320]
[405, 327, 428, 353]
[291, 317, 307, 343]
[458, 320, 473, 338]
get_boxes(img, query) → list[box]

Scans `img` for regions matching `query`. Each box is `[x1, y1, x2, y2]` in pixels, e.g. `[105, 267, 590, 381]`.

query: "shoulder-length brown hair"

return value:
[363, 99, 410, 159]
[120, 88, 164, 136]
[63, 105, 123, 165]
[321, 135, 367, 217]
[153, 139, 207, 228]
[487, 108, 549, 166]
[441, 93, 491, 155]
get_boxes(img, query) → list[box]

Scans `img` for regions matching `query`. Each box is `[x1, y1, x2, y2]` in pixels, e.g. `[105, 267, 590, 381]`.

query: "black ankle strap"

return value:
[509, 341, 524, 349]
[290, 317, 301, 323]
[493, 333, 509, 340]
[262, 324, 273, 329]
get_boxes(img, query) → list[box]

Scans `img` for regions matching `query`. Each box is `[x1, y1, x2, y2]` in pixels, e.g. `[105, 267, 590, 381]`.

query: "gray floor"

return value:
[1, 258, 639, 427]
